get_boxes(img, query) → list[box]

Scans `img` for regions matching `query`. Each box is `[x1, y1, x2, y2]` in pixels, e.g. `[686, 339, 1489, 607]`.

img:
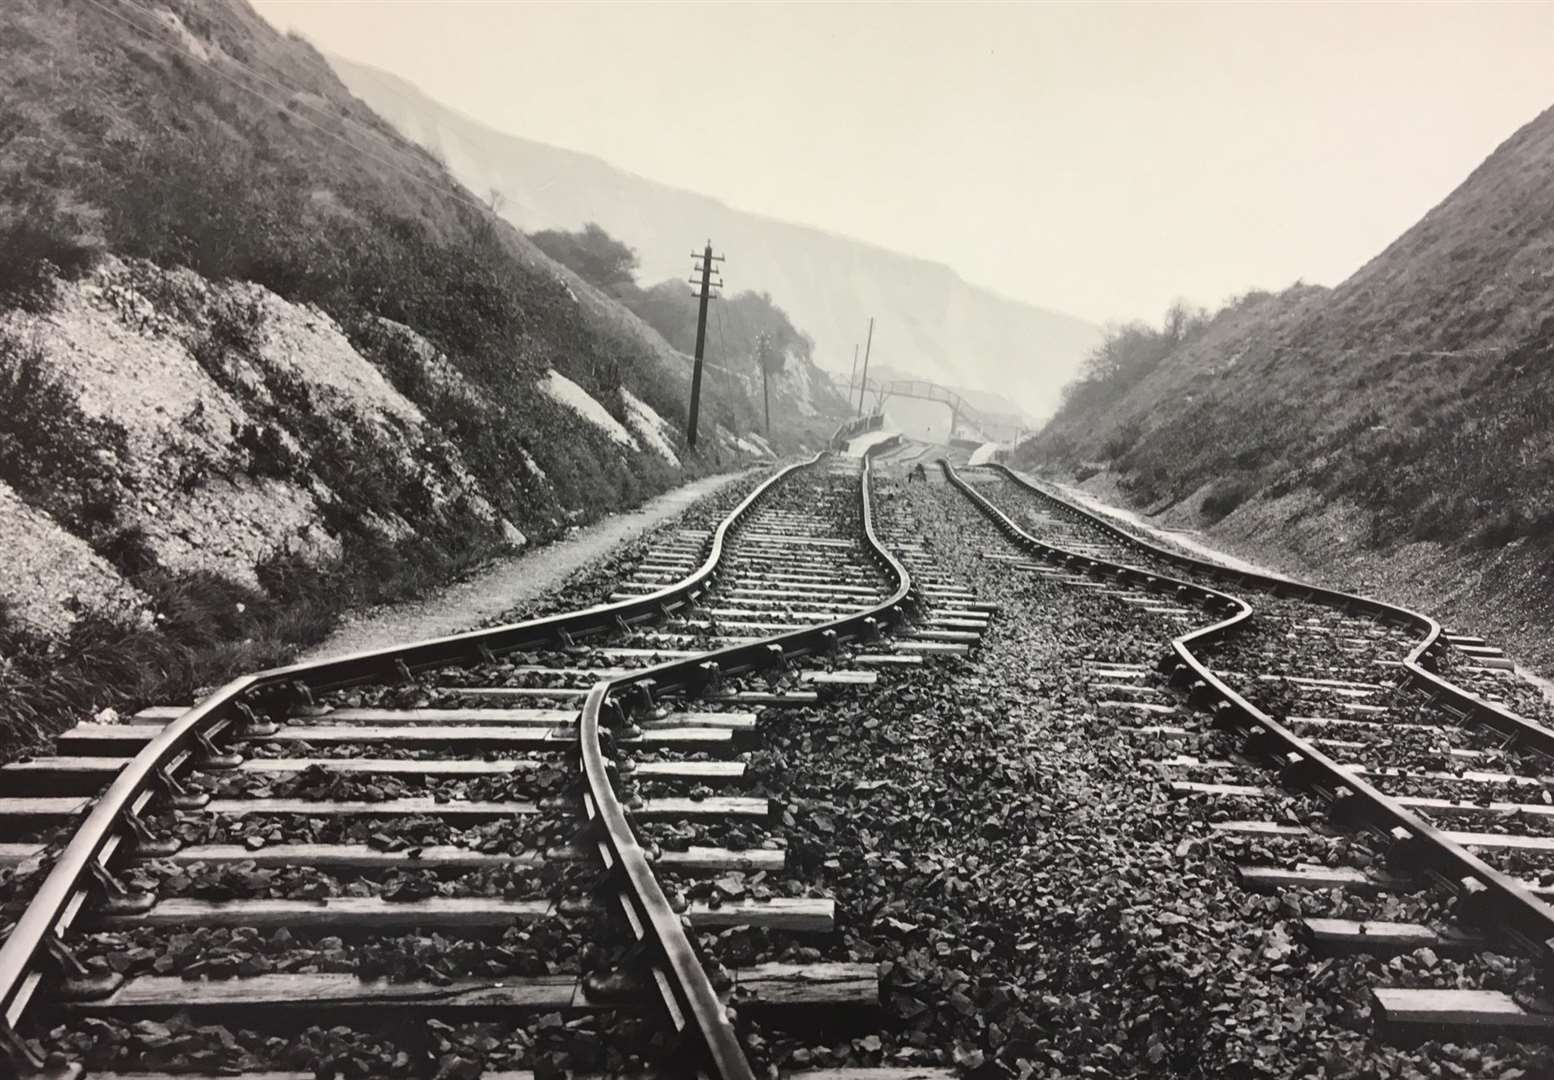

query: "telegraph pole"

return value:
[762, 358, 771, 436]
[685, 240, 724, 448]
[756, 332, 773, 436]
[856, 316, 875, 417]
[847, 344, 859, 408]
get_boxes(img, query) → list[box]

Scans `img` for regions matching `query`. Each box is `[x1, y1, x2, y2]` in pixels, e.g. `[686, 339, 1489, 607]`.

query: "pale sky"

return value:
[252, 0, 1554, 326]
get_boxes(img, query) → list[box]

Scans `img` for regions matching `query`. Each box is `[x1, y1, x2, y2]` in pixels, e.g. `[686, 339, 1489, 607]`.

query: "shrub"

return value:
[1200, 476, 1256, 523]
[188, 293, 264, 390]
[0, 214, 98, 312]
[94, 526, 160, 576]
[1101, 417, 1143, 462]
[0, 330, 131, 543]
[232, 420, 301, 481]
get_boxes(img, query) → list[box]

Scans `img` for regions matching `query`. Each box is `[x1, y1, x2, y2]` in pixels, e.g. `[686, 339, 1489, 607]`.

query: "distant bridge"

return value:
[828, 374, 1025, 445]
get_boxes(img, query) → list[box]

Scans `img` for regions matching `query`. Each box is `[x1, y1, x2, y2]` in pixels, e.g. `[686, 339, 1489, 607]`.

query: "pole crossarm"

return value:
[685, 241, 724, 448]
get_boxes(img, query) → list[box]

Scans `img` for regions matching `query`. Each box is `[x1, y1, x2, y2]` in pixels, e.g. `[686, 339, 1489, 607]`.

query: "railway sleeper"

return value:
[0, 841, 787, 877]
[1168, 778, 1554, 821]
[1299, 916, 1487, 958]
[93, 894, 835, 935]
[0, 757, 751, 796]
[439, 667, 879, 689]
[45, 961, 880, 1018]
[146, 706, 762, 733]
[1235, 862, 1554, 902]
[0, 794, 778, 831]
[1372, 987, 1554, 1043]
[50, 722, 744, 756]
[1154, 754, 1551, 793]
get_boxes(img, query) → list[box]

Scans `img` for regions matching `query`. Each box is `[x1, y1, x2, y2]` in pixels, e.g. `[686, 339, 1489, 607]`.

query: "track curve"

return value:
[0, 446, 928, 1078]
[944, 458, 1554, 1037]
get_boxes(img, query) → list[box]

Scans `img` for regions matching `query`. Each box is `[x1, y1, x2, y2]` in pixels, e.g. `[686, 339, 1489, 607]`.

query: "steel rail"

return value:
[0, 454, 825, 1054]
[945, 461, 1554, 968]
[984, 464, 1554, 758]
[578, 445, 914, 1078]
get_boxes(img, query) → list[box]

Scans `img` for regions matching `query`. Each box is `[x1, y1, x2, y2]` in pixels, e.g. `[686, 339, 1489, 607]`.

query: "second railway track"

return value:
[947, 460, 1554, 1050]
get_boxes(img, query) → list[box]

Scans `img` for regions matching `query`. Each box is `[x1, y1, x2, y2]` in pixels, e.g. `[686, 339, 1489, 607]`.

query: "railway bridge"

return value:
[831, 374, 1026, 445]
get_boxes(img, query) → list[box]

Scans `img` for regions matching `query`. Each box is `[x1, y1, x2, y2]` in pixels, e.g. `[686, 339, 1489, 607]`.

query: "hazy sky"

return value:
[252, 1, 1554, 327]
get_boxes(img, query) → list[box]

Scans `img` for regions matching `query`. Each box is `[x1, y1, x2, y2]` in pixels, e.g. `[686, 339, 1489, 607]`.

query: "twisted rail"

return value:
[578, 443, 914, 1076]
[985, 464, 1554, 758]
[947, 461, 1554, 970]
[0, 455, 826, 1071]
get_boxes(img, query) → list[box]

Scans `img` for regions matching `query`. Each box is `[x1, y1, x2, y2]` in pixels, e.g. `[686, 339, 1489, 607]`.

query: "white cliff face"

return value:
[0, 258, 507, 631]
[0, 480, 146, 635]
[3, 258, 344, 597]
[0, 253, 798, 635]
[1, 250, 801, 634]
[540, 369, 638, 450]
[331, 55, 1103, 418]
[620, 388, 681, 466]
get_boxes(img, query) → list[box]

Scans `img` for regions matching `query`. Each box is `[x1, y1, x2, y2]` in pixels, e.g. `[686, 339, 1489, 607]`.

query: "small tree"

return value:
[529, 222, 639, 291]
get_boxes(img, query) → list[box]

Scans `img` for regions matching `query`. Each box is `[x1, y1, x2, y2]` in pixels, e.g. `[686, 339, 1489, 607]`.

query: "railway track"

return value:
[0, 447, 990, 1079]
[945, 460, 1554, 1046]
[23, 426, 1540, 1071]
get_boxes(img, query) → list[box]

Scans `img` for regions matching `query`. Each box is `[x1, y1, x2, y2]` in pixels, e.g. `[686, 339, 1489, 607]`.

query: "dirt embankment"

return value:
[0, 256, 778, 638]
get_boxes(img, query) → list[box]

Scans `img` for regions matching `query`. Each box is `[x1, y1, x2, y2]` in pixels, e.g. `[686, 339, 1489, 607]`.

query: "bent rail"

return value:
[985, 464, 1554, 758]
[947, 461, 1554, 967]
[579, 444, 914, 1077]
[0, 455, 823, 1047]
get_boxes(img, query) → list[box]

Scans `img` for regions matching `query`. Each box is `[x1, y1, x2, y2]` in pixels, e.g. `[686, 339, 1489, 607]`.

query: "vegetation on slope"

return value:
[1021, 101, 1554, 555]
[531, 222, 828, 386]
[0, 0, 791, 478]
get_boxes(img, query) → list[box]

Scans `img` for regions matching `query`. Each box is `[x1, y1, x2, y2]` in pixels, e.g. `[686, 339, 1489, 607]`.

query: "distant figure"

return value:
[909, 462, 927, 483]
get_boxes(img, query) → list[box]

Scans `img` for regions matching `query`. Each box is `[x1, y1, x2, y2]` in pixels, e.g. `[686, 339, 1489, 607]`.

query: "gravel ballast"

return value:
[20, 460, 1554, 1077]
[734, 476, 1554, 1078]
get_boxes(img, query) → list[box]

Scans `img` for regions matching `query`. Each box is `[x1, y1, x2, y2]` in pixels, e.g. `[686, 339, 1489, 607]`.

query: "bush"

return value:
[1101, 417, 1143, 462]
[1200, 476, 1256, 523]
[188, 293, 264, 388]
[94, 526, 160, 576]
[232, 420, 301, 481]
[0, 215, 98, 312]
[0, 330, 132, 545]
[0, 510, 509, 758]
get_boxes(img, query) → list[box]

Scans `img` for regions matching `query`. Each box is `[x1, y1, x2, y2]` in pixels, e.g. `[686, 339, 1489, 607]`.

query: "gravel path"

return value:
[300, 467, 761, 661]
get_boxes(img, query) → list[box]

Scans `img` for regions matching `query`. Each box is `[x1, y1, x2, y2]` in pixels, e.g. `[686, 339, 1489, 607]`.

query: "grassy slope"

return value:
[1, 0, 822, 469]
[1020, 102, 1554, 673]
[0, 0, 843, 754]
